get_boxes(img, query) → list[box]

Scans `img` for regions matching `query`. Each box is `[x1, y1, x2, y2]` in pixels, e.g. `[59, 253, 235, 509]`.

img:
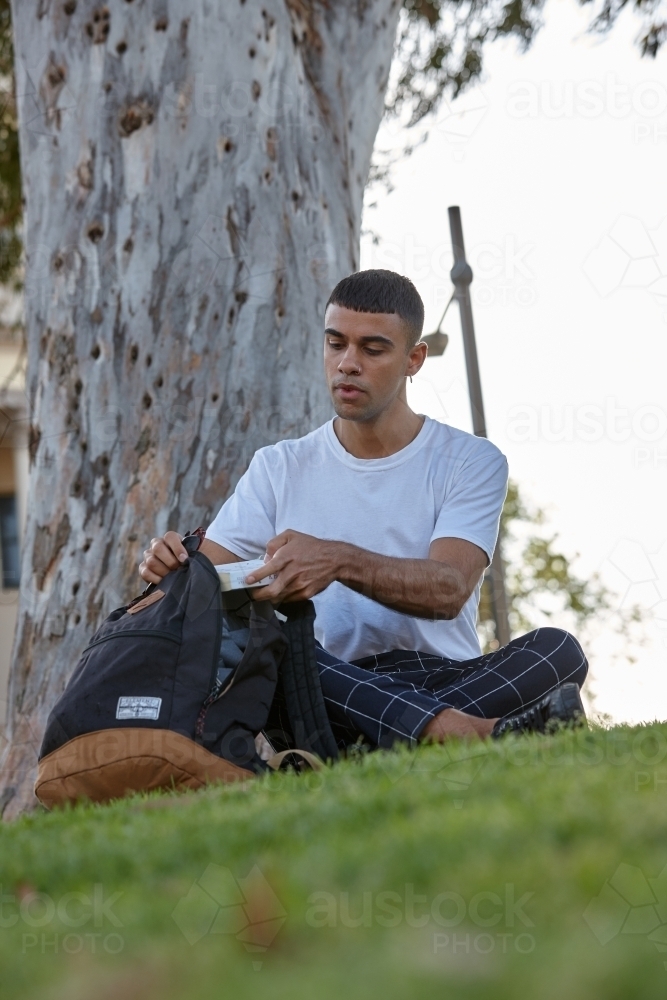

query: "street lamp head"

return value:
[421, 330, 449, 357]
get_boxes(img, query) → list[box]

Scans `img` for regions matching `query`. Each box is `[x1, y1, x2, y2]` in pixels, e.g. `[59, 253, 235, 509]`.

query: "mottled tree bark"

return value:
[0, 0, 400, 818]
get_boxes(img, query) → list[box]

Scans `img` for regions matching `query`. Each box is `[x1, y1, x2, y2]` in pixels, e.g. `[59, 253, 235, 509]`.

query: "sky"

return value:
[361, 0, 667, 725]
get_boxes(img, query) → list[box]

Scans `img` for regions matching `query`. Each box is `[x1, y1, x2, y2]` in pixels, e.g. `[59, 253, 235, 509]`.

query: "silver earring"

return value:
[409, 375, 413, 383]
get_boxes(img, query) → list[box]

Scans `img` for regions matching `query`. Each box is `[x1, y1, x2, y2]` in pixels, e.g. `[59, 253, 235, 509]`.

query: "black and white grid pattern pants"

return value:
[316, 627, 588, 749]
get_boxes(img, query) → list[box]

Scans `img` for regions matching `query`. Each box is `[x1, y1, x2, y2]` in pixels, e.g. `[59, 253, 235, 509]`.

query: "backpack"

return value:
[35, 534, 338, 809]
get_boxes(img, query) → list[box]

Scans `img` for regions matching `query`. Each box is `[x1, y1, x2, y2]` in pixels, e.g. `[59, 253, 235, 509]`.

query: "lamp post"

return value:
[421, 206, 511, 648]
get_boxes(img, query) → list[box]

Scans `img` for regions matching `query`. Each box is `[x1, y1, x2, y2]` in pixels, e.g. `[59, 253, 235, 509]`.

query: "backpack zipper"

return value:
[82, 629, 181, 653]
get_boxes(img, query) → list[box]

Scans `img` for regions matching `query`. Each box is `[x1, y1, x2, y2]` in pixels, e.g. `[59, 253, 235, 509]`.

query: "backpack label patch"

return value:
[116, 696, 162, 721]
[126, 590, 165, 615]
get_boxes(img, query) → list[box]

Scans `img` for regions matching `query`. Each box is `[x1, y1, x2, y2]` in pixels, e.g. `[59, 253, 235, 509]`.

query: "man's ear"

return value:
[407, 340, 428, 378]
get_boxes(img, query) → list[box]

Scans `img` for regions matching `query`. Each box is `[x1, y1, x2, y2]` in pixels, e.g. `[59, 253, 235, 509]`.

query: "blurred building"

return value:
[0, 324, 28, 726]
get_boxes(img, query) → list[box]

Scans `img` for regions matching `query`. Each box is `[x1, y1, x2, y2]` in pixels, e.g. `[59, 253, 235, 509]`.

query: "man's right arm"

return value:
[139, 531, 242, 584]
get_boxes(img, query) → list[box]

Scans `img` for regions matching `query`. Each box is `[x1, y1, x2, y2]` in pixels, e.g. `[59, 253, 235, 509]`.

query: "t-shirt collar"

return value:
[324, 415, 434, 470]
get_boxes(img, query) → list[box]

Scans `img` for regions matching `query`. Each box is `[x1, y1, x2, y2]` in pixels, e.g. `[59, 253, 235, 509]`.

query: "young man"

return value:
[140, 269, 587, 747]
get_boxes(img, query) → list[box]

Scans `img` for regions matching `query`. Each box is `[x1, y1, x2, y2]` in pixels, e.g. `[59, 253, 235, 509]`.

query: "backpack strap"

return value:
[276, 600, 339, 762]
[267, 748, 324, 772]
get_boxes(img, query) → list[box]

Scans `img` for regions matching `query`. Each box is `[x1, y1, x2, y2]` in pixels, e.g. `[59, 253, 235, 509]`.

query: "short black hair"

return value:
[326, 269, 424, 348]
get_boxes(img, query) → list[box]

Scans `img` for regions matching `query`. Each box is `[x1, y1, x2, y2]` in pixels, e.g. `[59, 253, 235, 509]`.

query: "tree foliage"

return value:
[0, 0, 664, 288]
[389, 0, 666, 127]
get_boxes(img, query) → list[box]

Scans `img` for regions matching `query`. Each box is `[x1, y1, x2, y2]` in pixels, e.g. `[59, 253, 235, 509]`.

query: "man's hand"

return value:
[245, 529, 343, 603]
[139, 532, 241, 583]
[139, 531, 189, 583]
[247, 532, 487, 620]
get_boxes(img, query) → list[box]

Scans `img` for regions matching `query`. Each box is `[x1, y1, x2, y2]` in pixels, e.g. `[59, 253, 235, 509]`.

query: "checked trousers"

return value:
[316, 627, 588, 750]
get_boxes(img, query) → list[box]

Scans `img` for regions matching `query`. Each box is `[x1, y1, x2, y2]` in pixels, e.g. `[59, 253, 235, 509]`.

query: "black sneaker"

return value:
[491, 683, 586, 739]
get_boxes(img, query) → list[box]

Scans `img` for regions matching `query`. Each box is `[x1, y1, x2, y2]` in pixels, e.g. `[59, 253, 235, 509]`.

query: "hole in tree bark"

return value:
[29, 425, 41, 461]
[86, 6, 110, 43]
[211, 393, 219, 402]
[145, 354, 152, 367]
[63, 1, 76, 13]
[87, 221, 104, 242]
[248, 47, 256, 57]
[47, 62, 67, 88]
[116, 40, 127, 54]
[118, 102, 154, 138]
[154, 375, 163, 388]
[91, 344, 101, 359]
[155, 17, 168, 30]
[123, 237, 133, 253]
[143, 393, 152, 409]
[129, 344, 139, 362]
[83, 539, 92, 552]
[72, 582, 80, 595]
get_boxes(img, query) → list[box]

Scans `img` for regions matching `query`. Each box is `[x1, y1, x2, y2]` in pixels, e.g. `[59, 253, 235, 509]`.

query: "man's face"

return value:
[323, 304, 424, 422]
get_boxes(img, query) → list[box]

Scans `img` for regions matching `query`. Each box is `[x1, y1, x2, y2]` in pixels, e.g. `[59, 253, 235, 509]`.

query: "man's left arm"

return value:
[245, 531, 488, 620]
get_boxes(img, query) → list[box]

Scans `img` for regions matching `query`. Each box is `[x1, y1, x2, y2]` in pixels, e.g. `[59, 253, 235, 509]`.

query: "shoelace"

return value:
[503, 699, 549, 733]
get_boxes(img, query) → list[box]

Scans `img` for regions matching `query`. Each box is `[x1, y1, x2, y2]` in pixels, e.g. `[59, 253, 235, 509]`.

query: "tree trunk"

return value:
[0, 0, 401, 819]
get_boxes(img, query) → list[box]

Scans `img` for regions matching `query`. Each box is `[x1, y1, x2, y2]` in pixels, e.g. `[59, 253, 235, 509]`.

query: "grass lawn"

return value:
[1, 723, 667, 999]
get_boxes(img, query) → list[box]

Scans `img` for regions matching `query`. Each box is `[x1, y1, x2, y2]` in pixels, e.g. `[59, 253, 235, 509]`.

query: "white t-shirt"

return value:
[207, 417, 508, 663]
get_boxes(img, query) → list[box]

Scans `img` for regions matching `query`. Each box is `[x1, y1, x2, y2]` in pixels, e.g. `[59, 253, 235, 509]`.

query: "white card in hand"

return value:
[215, 558, 274, 592]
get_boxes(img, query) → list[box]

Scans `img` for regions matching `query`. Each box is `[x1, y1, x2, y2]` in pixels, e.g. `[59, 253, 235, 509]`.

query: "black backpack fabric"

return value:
[37, 534, 338, 804]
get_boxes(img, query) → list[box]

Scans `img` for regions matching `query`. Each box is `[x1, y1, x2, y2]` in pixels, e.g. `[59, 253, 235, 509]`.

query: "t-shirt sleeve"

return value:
[430, 444, 509, 563]
[205, 449, 276, 560]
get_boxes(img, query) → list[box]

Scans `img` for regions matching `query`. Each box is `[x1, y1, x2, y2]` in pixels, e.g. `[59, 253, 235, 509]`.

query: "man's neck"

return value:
[333, 400, 425, 460]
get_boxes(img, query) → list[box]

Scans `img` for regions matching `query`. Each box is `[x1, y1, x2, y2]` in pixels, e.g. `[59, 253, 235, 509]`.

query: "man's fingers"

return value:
[141, 550, 175, 581]
[138, 531, 189, 582]
[139, 552, 166, 583]
[163, 530, 189, 564]
[139, 562, 163, 585]
[265, 531, 292, 558]
[150, 537, 184, 570]
[245, 557, 281, 584]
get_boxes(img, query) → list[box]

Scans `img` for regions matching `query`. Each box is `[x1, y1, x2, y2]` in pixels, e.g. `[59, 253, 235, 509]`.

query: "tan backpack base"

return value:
[35, 728, 255, 809]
